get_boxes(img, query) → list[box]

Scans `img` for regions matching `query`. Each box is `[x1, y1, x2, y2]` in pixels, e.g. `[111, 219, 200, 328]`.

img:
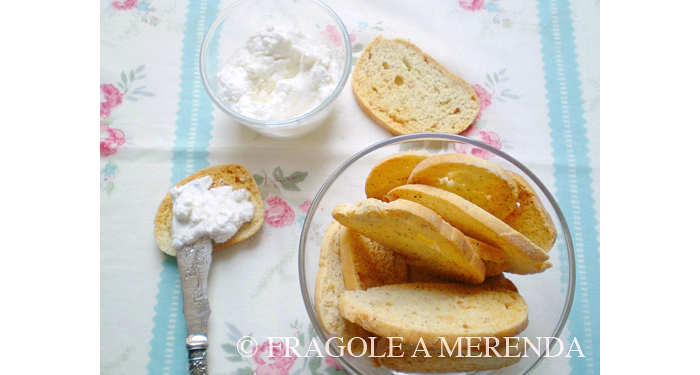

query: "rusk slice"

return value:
[503, 171, 557, 252]
[407, 153, 518, 220]
[364, 151, 431, 200]
[338, 283, 529, 348]
[386, 184, 550, 274]
[377, 337, 523, 373]
[471, 240, 508, 276]
[408, 239, 505, 278]
[332, 199, 485, 284]
[352, 36, 480, 135]
[314, 221, 373, 345]
[407, 264, 519, 293]
[338, 225, 408, 290]
[154, 164, 264, 256]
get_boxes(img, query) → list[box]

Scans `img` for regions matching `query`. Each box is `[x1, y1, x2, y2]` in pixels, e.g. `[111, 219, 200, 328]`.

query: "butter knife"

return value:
[176, 237, 213, 375]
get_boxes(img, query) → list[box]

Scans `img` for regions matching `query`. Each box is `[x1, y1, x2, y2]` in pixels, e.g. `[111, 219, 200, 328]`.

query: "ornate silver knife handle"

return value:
[177, 237, 213, 375]
[186, 334, 208, 375]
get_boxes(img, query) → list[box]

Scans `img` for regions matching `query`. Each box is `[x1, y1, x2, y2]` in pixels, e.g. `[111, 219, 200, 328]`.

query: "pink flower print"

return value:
[300, 200, 312, 214]
[321, 25, 355, 47]
[112, 0, 138, 10]
[478, 129, 502, 149]
[459, 0, 486, 12]
[471, 83, 492, 120]
[452, 142, 471, 155]
[454, 129, 502, 160]
[252, 341, 297, 375]
[100, 124, 126, 157]
[325, 356, 342, 371]
[101, 84, 123, 120]
[265, 196, 295, 227]
[471, 130, 502, 159]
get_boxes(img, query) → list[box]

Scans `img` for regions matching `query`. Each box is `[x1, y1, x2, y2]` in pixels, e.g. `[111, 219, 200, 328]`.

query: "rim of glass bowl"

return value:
[298, 133, 576, 375]
[199, 0, 353, 128]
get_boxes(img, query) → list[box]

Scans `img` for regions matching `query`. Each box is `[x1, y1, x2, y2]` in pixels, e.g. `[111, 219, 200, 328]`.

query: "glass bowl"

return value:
[299, 133, 575, 375]
[200, 0, 352, 138]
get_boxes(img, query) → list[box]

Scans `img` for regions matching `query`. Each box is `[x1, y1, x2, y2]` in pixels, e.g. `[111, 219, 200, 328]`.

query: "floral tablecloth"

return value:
[100, 0, 600, 374]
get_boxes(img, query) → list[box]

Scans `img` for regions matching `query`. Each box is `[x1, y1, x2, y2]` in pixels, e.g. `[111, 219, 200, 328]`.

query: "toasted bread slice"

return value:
[386, 184, 550, 274]
[314, 221, 373, 345]
[481, 273, 519, 293]
[376, 336, 524, 373]
[154, 164, 264, 256]
[407, 238, 505, 278]
[338, 225, 408, 290]
[364, 151, 431, 201]
[471, 240, 508, 276]
[338, 283, 529, 348]
[407, 264, 518, 293]
[332, 199, 486, 284]
[407, 153, 518, 220]
[352, 36, 480, 135]
[503, 171, 557, 252]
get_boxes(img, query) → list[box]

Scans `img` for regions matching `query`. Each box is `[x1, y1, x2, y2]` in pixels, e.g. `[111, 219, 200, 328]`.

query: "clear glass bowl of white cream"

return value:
[201, 0, 352, 138]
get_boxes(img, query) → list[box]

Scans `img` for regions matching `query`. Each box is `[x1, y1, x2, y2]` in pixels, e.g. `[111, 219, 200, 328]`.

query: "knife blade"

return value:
[176, 236, 213, 375]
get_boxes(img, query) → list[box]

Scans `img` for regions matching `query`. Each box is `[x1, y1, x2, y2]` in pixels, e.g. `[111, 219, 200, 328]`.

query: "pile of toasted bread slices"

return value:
[316, 152, 556, 372]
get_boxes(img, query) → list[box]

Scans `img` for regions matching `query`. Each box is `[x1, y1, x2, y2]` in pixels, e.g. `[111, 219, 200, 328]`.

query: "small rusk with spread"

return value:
[154, 164, 264, 256]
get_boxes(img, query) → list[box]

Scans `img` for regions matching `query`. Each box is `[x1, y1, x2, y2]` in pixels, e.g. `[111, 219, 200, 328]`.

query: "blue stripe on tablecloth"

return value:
[147, 0, 220, 373]
[537, 0, 599, 374]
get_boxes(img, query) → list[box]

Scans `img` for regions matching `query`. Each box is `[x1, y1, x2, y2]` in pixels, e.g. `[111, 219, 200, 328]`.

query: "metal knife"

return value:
[176, 237, 213, 375]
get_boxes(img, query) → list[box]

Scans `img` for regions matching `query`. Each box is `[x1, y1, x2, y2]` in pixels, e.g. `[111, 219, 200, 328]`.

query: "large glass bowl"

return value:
[299, 133, 575, 375]
[200, 0, 352, 138]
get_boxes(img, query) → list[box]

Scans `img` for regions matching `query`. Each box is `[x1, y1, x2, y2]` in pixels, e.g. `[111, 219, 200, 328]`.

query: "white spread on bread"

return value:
[217, 25, 339, 121]
[170, 176, 254, 250]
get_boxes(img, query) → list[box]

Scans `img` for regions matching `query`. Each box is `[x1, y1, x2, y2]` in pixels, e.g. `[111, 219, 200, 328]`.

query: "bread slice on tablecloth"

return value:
[332, 198, 486, 284]
[386, 183, 550, 275]
[154, 164, 264, 256]
[352, 36, 480, 135]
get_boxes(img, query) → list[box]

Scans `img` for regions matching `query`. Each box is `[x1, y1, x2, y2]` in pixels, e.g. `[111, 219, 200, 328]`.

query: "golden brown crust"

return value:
[332, 199, 486, 284]
[407, 153, 519, 220]
[352, 36, 480, 135]
[386, 184, 550, 275]
[503, 171, 557, 252]
[154, 164, 264, 256]
[364, 151, 432, 201]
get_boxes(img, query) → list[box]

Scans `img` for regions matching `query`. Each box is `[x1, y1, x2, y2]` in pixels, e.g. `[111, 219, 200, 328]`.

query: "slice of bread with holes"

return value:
[154, 164, 264, 256]
[352, 36, 480, 135]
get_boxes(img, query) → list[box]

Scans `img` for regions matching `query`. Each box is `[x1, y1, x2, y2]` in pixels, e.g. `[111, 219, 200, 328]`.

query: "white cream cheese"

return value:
[217, 25, 339, 121]
[170, 176, 254, 250]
